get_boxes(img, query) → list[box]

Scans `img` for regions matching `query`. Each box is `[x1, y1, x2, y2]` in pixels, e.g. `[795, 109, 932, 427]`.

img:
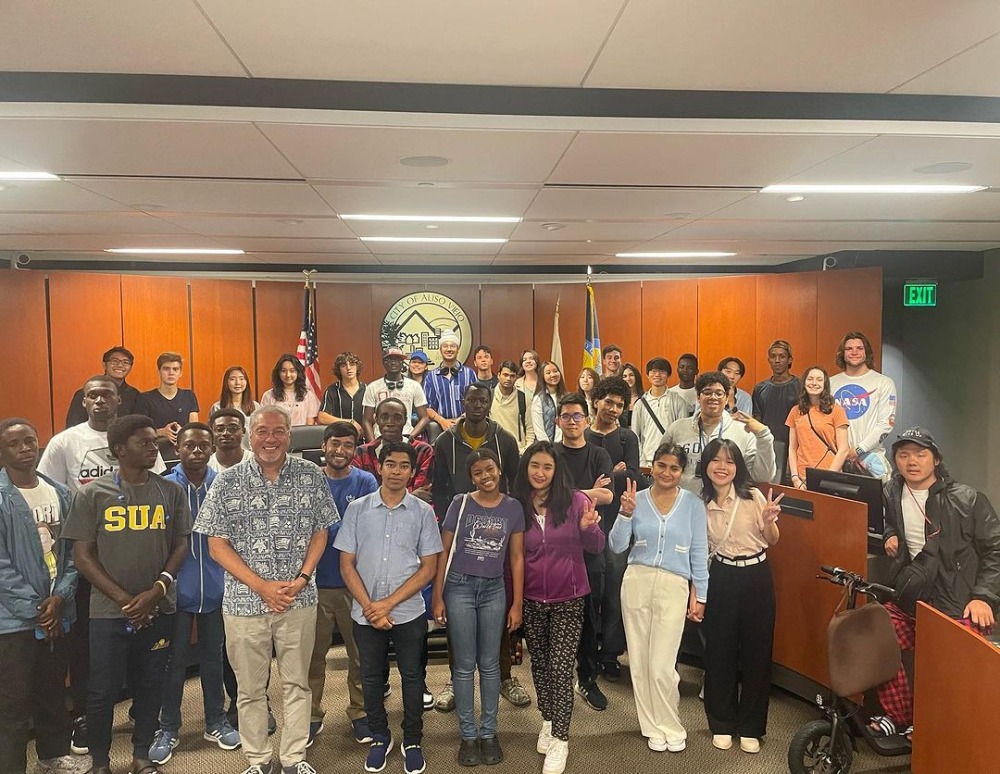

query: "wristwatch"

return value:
[297, 572, 312, 583]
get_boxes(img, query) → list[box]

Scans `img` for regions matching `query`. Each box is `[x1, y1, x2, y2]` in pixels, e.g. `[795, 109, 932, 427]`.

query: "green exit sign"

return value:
[904, 282, 937, 307]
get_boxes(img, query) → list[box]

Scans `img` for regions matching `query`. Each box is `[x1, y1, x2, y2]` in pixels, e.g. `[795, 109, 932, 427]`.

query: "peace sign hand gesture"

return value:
[731, 410, 766, 435]
[619, 478, 638, 516]
[580, 499, 601, 531]
[760, 488, 784, 525]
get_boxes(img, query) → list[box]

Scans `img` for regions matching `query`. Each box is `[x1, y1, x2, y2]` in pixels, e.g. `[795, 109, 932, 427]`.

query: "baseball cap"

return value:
[409, 350, 434, 364]
[383, 346, 405, 359]
[439, 331, 460, 347]
[891, 426, 940, 456]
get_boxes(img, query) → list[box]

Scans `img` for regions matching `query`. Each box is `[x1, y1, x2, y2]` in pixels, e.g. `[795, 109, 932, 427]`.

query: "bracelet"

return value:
[617, 511, 633, 518]
[791, 474, 801, 480]
[159, 571, 174, 585]
[154, 579, 169, 597]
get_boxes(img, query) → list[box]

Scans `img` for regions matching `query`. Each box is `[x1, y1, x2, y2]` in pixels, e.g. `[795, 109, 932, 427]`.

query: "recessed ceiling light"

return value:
[913, 161, 973, 175]
[540, 223, 566, 231]
[341, 214, 521, 223]
[615, 251, 737, 258]
[399, 155, 450, 168]
[361, 237, 507, 244]
[786, 195, 806, 202]
[426, 224, 439, 230]
[0, 171, 59, 181]
[276, 218, 304, 225]
[761, 184, 986, 194]
[104, 248, 246, 255]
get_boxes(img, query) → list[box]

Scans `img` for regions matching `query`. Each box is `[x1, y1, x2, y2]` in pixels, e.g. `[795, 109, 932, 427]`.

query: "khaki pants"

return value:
[225, 606, 317, 768]
[621, 564, 689, 744]
[308, 587, 365, 723]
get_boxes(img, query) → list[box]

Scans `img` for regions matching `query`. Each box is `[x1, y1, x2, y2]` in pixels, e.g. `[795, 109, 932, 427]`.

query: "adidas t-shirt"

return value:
[39, 423, 166, 493]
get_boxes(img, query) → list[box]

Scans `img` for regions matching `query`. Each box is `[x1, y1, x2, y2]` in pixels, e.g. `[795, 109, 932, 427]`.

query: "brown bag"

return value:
[826, 602, 901, 697]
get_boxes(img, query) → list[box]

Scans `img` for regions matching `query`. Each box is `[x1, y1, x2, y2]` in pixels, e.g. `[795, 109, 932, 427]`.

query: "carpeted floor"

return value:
[33, 649, 911, 773]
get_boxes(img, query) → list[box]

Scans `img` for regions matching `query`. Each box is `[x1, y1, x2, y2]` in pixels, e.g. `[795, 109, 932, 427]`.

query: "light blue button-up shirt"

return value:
[334, 489, 443, 625]
[608, 487, 710, 602]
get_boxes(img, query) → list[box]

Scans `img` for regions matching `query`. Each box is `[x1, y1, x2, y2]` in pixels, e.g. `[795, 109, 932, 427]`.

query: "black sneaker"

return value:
[575, 680, 608, 711]
[601, 660, 622, 682]
[70, 715, 89, 755]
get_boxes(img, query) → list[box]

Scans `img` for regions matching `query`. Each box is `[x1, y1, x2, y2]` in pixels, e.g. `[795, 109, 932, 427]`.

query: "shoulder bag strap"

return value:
[640, 394, 665, 434]
[443, 494, 469, 579]
[805, 409, 836, 463]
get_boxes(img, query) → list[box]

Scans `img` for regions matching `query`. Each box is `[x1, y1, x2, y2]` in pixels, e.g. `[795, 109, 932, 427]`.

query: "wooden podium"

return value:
[912, 602, 999, 773]
[767, 484, 869, 695]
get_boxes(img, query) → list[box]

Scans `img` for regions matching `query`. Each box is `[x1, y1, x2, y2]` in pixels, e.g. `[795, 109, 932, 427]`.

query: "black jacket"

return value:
[432, 419, 519, 520]
[883, 475, 1000, 618]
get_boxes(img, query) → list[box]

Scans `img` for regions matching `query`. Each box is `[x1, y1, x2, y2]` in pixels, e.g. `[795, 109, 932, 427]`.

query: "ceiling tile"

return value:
[366, 240, 503, 256]
[157, 214, 354, 239]
[71, 180, 334, 216]
[499, 240, 638, 256]
[586, 0, 1000, 92]
[199, 0, 620, 84]
[232, 237, 369, 254]
[524, 188, 752, 220]
[511, 221, 671, 242]
[313, 184, 539, 218]
[257, 124, 575, 182]
[0, 181, 128, 212]
[0, 0, 246, 75]
[550, 133, 874, 187]
[894, 35, 1000, 96]
[0, 120, 298, 178]
[0, 212, 188, 235]
[0, 233, 225, 251]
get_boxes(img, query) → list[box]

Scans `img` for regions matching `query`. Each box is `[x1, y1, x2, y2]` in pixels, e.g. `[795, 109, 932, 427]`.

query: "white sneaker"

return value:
[542, 738, 569, 774]
[713, 734, 733, 750]
[536, 720, 554, 753]
[647, 737, 667, 752]
[666, 738, 686, 753]
[740, 737, 761, 754]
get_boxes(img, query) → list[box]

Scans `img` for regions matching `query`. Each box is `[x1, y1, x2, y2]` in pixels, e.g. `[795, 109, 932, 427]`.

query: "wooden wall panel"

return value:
[593, 281, 643, 378]
[189, 279, 255, 406]
[816, 266, 883, 373]
[697, 276, 759, 386]
[48, 272, 122, 431]
[755, 272, 819, 384]
[640, 279, 699, 385]
[533, 283, 587, 379]
[316, 283, 375, 381]
[253, 281, 305, 399]
[480, 284, 535, 366]
[121, 275, 191, 393]
[0, 270, 53, 441]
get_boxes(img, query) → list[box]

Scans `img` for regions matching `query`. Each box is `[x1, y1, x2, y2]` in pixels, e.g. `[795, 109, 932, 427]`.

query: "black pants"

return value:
[0, 631, 73, 773]
[69, 579, 91, 716]
[576, 545, 629, 685]
[702, 560, 776, 738]
[354, 616, 426, 745]
[88, 615, 173, 766]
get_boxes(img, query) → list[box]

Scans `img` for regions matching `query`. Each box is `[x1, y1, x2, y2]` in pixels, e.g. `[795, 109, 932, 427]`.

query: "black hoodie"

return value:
[432, 419, 519, 519]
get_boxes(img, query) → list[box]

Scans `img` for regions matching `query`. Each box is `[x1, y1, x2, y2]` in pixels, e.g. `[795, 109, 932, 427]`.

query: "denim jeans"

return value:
[354, 615, 426, 745]
[443, 572, 506, 740]
[159, 608, 227, 732]
[88, 615, 174, 766]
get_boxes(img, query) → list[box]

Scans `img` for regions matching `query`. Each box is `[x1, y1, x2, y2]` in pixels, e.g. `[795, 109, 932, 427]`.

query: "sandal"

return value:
[903, 725, 913, 743]
[866, 715, 900, 737]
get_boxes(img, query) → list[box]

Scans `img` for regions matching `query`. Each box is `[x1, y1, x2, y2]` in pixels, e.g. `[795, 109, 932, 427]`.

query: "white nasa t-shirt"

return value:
[830, 369, 897, 480]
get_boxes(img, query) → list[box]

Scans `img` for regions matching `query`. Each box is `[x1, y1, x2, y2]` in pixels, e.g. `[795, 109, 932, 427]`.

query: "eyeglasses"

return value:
[106, 358, 132, 366]
[699, 390, 727, 399]
[252, 428, 289, 439]
[558, 412, 587, 423]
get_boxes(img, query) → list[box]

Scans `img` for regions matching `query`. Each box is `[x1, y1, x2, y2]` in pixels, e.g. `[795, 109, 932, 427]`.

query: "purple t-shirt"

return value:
[442, 493, 524, 579]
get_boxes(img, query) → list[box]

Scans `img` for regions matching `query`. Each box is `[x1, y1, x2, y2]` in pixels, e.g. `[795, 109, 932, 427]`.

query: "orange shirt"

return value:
[785, 403, 849, 471]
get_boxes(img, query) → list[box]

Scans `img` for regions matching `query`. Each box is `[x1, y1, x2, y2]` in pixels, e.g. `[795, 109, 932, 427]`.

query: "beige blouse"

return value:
[706, 487, 772, 559]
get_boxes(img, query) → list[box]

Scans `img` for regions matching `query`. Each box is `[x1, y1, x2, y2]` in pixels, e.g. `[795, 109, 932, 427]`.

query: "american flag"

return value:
[297, 281, 322, 400]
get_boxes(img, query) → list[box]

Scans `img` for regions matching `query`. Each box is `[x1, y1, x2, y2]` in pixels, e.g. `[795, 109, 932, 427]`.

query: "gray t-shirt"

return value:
[61, 473, 192, 619]
[442, 494, 524, 579]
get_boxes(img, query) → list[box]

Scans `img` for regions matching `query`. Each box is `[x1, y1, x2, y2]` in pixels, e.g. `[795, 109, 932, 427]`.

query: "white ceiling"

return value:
[1, 1, 1000, 273]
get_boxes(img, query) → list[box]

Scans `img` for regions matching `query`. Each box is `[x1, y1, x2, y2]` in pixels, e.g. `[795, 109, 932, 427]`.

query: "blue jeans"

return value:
[159, 608, 227, 732]
[443, 572, 506, 740]
[87, 615, 173, 766]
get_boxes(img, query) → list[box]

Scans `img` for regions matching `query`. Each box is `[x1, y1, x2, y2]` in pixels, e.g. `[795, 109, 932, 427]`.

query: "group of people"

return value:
[1, 327, 997, 774]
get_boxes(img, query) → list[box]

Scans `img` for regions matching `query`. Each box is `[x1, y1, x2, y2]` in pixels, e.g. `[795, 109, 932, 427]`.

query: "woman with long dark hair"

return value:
[786, 365, 850, 488]
[431, 448, 525, 766]
[577, 367, 599, 422]
[698, 438, 782, 755]
[530, 362, 567, 443]
[513, 441, 604, 774]
[610, 443, 707, 754]
[619, 362, 644, 428]
[259, 353, 319, 426]
[211, 365, 259, 419]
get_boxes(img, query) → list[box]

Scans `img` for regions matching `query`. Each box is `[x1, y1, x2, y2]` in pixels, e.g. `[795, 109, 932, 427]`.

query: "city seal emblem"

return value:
[380, 292, 473, 362]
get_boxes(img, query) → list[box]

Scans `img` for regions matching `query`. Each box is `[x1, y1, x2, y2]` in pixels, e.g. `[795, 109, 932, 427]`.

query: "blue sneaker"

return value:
[306, 720, 324, 748]
[364, 735, 393, 773]
[204, 718, 241, 750]
[149, 728, 179, 764]
[403, 743, 425, 774]
[353, 717, 374, 744]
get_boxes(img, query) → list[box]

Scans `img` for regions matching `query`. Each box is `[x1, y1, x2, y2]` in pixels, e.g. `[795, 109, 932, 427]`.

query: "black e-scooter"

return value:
[787, 566, 912, 774]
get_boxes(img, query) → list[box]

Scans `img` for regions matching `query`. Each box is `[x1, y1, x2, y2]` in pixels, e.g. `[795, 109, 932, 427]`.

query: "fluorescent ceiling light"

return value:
[0, 171, 59, 180]
[105, 248, 246, 255]
[761, 184, 986, 194]
[342, 214, 521, 223]
[616, 251, 737, 258]
[361, 237, 507, 244]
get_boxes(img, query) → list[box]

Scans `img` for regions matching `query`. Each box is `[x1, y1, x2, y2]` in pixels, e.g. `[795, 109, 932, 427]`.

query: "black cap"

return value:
[892, 426, 940, 456]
